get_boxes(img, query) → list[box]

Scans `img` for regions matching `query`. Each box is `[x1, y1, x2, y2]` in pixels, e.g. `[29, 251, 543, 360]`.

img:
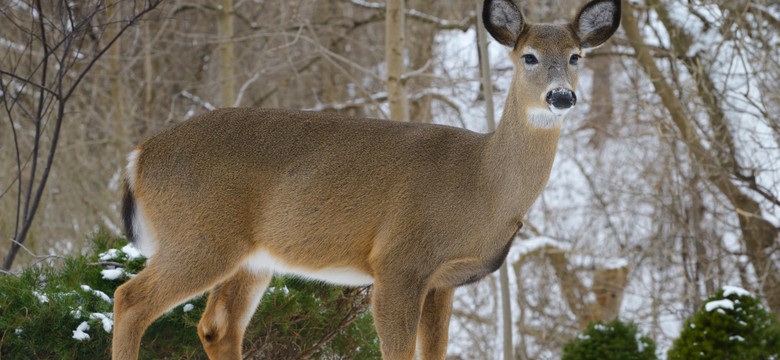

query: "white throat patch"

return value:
[528, 109, 563, 129]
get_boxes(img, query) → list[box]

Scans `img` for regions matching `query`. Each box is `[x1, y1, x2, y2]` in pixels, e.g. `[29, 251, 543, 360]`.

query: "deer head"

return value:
[484, 0, 621, 128]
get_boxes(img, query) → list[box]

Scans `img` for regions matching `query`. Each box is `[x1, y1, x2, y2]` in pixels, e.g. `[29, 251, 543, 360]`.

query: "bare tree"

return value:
[622, 0, 780, 315]
[0, 0, 161, 270]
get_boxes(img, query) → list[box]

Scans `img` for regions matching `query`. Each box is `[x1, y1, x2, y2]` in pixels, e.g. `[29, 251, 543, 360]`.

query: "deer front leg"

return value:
[371, 278, 427, 360]
[198, 268, 273, 360]
[417, 287, 455, 360]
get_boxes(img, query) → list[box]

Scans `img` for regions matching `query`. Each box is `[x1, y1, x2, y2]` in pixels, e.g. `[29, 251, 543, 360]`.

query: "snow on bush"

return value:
[563, 319, 657, 360]
[668, 286, 780, 360]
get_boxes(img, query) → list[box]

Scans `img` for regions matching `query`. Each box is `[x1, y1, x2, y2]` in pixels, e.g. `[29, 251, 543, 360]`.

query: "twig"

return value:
[348, 0, 476, 31]
[89, 261, 126, 268]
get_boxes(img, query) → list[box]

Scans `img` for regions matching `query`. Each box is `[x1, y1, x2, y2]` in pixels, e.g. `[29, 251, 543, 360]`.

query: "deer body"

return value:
[113, 1, 620, 359]
[130, 106, 548, 284]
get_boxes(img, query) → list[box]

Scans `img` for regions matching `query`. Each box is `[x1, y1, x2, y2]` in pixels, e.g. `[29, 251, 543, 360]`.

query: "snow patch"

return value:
[98, 248, 122, 261]
[121, 244, 143, 260]
[705, 299, 734, 312]
[80, 285, 113, 304]
[101, 268, 125, 280]
[32, 290, 49, 303]
[723, 285, 751, 298]
[729, 335, 745, 342]
[514, 236, 571, 257]
[636, 332, 648, 352]
[602, 257, 629, 270]
[89, 313, 114, 333]
[70, 306, 84, 319]
[72, 321, 90, 341]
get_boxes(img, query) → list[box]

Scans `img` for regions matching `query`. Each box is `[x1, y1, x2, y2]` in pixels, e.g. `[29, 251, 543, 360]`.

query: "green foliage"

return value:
[562, 319, 657, 360]
[668, 287, 780, 360]
[0, 231, 379, 359]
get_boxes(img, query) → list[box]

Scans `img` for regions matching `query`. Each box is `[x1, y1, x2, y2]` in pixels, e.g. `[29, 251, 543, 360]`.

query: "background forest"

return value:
[1, 0, 779, 359]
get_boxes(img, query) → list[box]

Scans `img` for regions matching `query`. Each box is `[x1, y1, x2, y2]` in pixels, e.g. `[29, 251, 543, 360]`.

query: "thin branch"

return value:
[180, 90, 217, 111]
[0, 70, 60, 98]
[90, 261, 126, 268]
[733, 171, 780, 208]
[294, 287, 371, 359]
[348, 0, 476, 31]
[2, 0, 163, 271]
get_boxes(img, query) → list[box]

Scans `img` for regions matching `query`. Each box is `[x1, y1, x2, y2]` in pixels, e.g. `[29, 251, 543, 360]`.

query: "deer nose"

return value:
[545, 88, 577, 111]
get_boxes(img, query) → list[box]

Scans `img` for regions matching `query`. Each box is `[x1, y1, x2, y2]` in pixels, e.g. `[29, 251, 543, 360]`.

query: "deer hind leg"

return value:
[371, 278, 428, 360]
[198, 268, 272, 360]
[417, 287, 455, 360]
[112, 256, 238, 360]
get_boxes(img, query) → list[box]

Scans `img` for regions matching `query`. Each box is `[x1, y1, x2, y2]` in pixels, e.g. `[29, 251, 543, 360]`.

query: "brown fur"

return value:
[111, 1, 620, 359]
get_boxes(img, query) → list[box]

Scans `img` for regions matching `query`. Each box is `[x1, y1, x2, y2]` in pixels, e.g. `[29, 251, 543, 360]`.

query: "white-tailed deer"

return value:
[112, 0, 620, 359]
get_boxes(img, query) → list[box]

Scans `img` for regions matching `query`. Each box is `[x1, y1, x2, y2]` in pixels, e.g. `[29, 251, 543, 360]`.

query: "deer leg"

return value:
[417, 287, 455, 360]
[112, 253, 240, 360]
[371, 279, 427, 360]
[198, 268, 273, 360]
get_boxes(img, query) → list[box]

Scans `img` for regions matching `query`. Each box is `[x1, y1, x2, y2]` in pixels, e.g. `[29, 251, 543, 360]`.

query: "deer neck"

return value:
[482, 85, 562, 218]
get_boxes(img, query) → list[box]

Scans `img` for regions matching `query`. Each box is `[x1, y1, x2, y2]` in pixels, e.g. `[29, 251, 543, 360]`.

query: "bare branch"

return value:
[348, 0, 476, 31]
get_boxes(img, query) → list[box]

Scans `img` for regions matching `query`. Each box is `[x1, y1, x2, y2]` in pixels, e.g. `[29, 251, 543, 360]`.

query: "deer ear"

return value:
[483, 0, 525, 48]
[573, 0, 621, 49]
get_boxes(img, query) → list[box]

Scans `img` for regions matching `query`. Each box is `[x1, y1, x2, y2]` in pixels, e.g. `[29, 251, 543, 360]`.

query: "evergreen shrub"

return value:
[562, 319, 657, 360]
[0, 231, 379, 359]
[668, 286, 780, 360]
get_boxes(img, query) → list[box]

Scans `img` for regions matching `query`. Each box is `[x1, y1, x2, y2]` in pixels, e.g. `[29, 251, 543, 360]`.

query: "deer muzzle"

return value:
[545, 88, 577, 116]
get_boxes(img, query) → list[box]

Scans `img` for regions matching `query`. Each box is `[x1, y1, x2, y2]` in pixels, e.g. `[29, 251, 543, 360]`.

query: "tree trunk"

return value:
[218, 0, 235, 107]
[385, 0, 409, 122]
[582, 43, 613, 148]
[476, 2, 511, 358]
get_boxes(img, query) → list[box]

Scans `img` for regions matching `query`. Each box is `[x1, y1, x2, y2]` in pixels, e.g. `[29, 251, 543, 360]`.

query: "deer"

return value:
[112, 0, 621, 359]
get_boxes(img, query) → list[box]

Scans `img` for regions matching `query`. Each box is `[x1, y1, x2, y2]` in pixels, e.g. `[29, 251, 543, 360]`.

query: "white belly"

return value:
[243, 250, 374, 286]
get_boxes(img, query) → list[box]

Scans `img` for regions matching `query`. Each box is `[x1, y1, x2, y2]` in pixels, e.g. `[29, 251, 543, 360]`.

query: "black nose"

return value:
[545, 88, 577, 109]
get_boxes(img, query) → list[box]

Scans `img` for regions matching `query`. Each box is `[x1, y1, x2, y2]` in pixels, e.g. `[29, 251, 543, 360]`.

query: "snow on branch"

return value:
[0, 37, 27, 53]
[722, 285, 751, 297]
[514, 236, 572, 257]
[304, 89, 463, 117]
[349, 0, 475, 31]
[705, 299, 734, 312]
[179, 90, 216, 111]
[306, 92, 388, 112]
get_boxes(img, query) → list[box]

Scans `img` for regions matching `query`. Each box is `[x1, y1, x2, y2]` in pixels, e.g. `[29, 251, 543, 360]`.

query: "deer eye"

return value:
[522, 54, 539, 65]
[569, 54, 581, 65]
